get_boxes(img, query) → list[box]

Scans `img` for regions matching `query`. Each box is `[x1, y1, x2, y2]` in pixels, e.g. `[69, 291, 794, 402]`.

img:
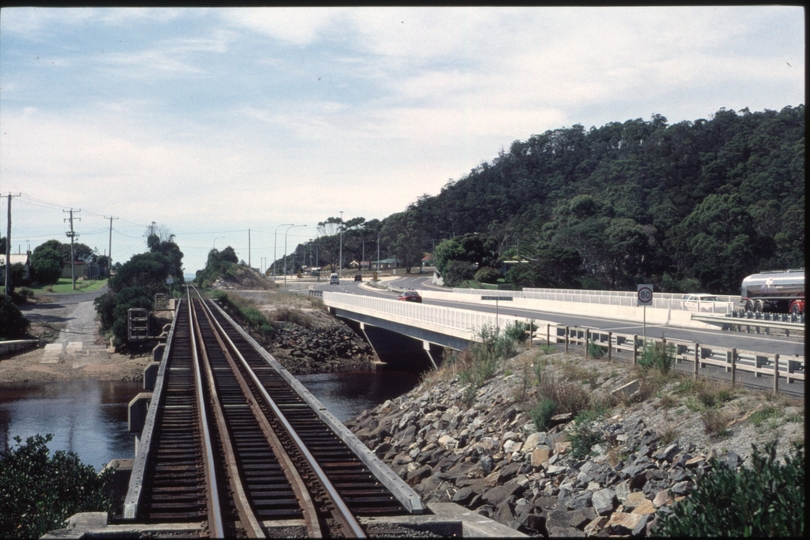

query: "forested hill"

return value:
[390, 105, 804, 294]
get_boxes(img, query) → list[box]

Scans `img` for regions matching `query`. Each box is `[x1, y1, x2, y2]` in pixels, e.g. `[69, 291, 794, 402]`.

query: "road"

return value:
[303, 276, 804, 358]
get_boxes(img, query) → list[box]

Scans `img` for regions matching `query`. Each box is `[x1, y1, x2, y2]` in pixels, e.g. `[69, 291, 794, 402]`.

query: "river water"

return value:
[0, 369, 422, 471]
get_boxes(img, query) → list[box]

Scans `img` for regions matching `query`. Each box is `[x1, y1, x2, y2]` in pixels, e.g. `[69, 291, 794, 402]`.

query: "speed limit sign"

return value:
[637, 284, 653, 306]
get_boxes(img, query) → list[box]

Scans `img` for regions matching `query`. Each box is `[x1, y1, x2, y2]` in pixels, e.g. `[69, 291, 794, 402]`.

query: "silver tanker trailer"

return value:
[741, 268, 804, 315]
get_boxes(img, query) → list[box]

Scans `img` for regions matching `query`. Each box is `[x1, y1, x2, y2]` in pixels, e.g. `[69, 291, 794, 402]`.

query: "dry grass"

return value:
[538, 373, 591, 416]
[701, 408, 732, 437]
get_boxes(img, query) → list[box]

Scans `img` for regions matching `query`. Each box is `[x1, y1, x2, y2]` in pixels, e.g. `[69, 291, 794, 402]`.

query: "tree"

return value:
[434, 239, 465, 276]
[0, 434, 115, 539]
[30, 247, 63, 285]
[382, 211, 423, 272]
[0, 296, 30, 338]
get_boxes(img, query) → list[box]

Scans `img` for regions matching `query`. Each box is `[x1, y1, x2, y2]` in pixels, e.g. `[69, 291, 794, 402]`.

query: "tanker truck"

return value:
[740, 268, 804, 315]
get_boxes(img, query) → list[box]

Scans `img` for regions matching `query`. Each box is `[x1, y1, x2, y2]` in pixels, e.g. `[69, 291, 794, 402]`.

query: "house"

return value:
[373, 258, 399, 270]
[0, 252, 31, 284]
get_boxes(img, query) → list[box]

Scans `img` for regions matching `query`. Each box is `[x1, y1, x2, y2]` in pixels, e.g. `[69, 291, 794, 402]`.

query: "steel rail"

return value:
[190, 297, 266, 538]
[186, 288, 226, 538]
[194, 288, 367, 538]
[193, 296, 322, 537]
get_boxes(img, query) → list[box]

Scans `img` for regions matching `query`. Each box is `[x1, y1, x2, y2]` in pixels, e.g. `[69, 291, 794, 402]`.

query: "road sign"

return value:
[482, 296, 513, 301]
[637, 285, 653, 306]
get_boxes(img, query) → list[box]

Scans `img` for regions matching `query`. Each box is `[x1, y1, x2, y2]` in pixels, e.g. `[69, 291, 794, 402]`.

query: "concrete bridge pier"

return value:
[351, 320, 437, 371]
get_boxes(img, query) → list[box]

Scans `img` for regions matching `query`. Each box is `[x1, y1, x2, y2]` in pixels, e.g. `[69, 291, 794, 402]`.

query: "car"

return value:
[354, 274, 362, 282]
[683, 294, 720, 303]
[398, 290, 422, 303]
[329, 273, 339, 285]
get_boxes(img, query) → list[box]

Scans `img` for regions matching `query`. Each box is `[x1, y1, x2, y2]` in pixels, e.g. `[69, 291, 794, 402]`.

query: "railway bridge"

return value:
[97, 287, 520, 538]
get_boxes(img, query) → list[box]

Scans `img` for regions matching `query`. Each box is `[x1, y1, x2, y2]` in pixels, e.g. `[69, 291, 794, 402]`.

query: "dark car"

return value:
[398, 290, 422, 303]
[354, 274, 362, 282]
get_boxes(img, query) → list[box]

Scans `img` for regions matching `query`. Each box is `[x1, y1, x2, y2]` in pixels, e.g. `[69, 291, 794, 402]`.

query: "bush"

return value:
[538, 373, 591, 417]
[504, 320, 536, 343]
[474, 266, 501, 284]
[587, 339, 607, 358]
[651, 441, 804, 537]
[530, 398, 556, 431]
[0, 434, 116, 539]
[0, 296, 30, 339]
[458, 325, 518, 405]
[30, 247, 63, 285]
[442, 260, 475, 287]
[94, 286, 153, 346]
[568, 410, 605, 459]
[638, 341, 675, 374]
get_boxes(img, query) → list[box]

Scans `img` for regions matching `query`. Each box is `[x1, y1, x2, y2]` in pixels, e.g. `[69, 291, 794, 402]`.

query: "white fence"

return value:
[450, 287, 738, 314]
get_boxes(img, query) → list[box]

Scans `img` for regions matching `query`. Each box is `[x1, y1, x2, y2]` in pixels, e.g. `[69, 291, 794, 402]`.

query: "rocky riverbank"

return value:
[214, 290, 376, 375]
[346, 346, 804, 537]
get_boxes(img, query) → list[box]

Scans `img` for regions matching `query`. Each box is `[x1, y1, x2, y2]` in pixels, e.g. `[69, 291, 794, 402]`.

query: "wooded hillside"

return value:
[290, 105, 803, 294]
[395, 105, 804, 293]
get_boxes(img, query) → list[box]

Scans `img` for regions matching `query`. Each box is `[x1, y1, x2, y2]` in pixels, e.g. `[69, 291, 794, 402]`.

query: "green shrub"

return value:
[587, 339, 606, 358]
[568, 411, 604, 459]
[504, 320, 537, 343]
[638, 341, 675, 374]
[530, 398, 556, 431]
[474, 266, 501, 284]
[652, 441, 804, 537]
[0, 296, 30, 339]
[0, 434, 116, 539]
[458, 325, 518, 405]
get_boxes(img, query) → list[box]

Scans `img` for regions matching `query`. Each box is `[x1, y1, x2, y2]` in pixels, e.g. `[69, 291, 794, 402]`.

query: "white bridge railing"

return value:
[323, 291, 537, 341]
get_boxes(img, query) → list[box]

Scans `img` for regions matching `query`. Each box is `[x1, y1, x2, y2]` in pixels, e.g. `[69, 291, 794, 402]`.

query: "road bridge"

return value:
[323, 290, 804, 397]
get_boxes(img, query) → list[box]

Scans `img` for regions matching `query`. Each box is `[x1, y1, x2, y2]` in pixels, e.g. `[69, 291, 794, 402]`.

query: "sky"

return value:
[0, 6, 804, 278]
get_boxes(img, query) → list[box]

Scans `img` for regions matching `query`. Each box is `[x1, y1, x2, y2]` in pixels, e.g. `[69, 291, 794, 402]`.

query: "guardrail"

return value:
[323, 292, 804, 396]
[0, 339, 39, 357]
[534, 323, 803, 394]
[450, 287, 738, 314]
[692, 314, 804, 337]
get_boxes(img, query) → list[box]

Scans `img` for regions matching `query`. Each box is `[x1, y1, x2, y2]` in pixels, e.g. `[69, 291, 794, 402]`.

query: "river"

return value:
[0, 369, 422, 471]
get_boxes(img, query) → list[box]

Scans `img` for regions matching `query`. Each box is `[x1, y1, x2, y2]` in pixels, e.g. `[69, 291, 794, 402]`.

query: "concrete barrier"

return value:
[0, 339, 39, 357]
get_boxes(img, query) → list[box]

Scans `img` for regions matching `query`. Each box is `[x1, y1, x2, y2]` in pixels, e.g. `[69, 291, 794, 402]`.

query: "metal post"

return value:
[633, 335, 638, 366]
[339, 210, 343, 276]
[773, 353, 779, 394]
[273, 223, 293, 282]
[565, 326, 569, 354]
[730, 348, 737, 386]
[608, 332, 612, 362]
[547, 324, 550, 346]
[585, 328, 590, 358]
[694, 343, 699, 380]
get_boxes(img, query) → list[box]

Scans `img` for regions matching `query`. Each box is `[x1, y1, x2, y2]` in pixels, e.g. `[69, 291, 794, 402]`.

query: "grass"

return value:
[750, 405, 783, 427]
[26, 278, 108, 294]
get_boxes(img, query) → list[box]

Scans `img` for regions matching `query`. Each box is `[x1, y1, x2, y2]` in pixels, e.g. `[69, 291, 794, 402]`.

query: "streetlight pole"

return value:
[213, 236, 224, 250]
[283, 224, 306, 286]
[273, 223, 293, 282]
[339, 210, 343, 277]
[377, 229, 381, 273]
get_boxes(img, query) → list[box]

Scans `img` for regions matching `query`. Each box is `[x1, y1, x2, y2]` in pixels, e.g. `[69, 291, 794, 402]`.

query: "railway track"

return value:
[124, 287, 414, 537]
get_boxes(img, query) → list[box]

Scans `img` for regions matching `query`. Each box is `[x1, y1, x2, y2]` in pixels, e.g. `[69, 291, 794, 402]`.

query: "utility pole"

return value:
[64, 209, 81, 290]
[3, 193, 21, 298]
[104, 216, 118, 278]
[339, 210, 343, 276]
[248, 228, 251, 269]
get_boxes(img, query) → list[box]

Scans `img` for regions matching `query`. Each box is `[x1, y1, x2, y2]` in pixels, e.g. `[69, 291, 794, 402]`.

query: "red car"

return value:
[398, 290, 422, 303]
